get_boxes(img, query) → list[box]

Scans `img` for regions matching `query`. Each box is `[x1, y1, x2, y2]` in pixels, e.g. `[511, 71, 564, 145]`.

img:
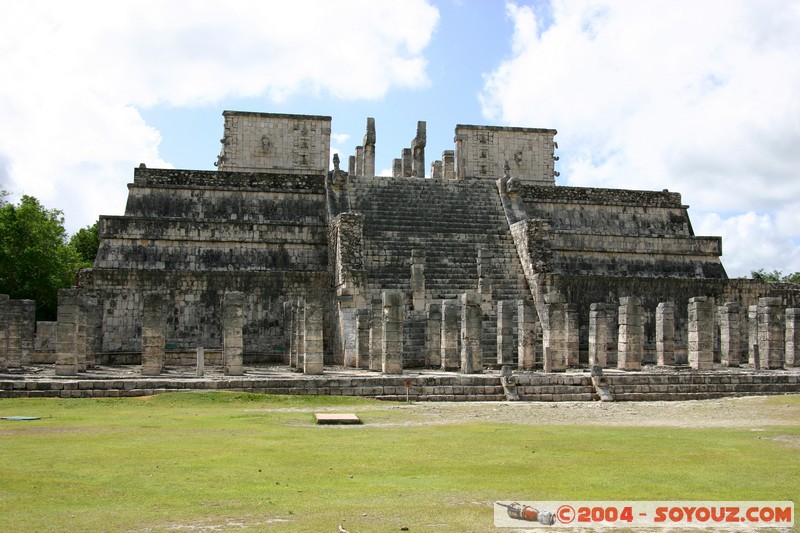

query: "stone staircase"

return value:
[348, 176, 535, 366]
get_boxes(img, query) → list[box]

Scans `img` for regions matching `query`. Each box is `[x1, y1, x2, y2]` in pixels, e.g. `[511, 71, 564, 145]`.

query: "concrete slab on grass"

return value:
[315, 413, 361, 425]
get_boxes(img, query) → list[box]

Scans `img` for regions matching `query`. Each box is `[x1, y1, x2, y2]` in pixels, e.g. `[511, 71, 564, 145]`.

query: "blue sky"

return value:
[2, 0, 799, 278]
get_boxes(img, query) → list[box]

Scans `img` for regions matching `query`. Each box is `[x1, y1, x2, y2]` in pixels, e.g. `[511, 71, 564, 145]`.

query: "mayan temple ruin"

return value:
[2, 110, 799, 400]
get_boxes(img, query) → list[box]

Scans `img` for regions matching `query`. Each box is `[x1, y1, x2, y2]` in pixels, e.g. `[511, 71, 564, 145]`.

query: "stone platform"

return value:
[1, 364, 798, 402]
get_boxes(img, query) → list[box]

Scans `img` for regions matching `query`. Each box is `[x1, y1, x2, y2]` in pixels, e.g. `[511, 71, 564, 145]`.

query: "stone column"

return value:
[354, 146, 364, 176]
[77, 291, 101, 369]
[368, 298, 383, 371]
[718, 301, 741, 367]
[496, 300, 514, 366]
[348, 155, 356, 176]
[757, 297, 784, 369]
[303, 300, 324, 375]
[442, 150, 455, 180]
[517, 300, 536, 370]
[786, 308, 799, 367]
[54, 289, 79, 376]
[541, 292, 566, 372]
[141, 292, 166, 376]
[617, 297, 643, 370]
[362, 117, 376, 178]
[381, 291, 404, 374]
[75, 298, 88, 373]
[0, 295, 7, 371]
[411, 121, 426, 178]
[566, 303, 579, 367]
[440, 299, 460, 370]
[430, 160, 443, 180]
[392, 158, 402, 178]
[589, 303, 609, 368]
[426, 302, 442, 367]
[656, 302, 675, 366]
[6, 299, 35, 369]
[401, 148, 412, 178]
[196, 347, 205, 377]
[283, 301, 293, 365]
[355, 309, 370, 369]
[688, 296, 714, 370]
[748, 304, 758, 365]
[223, 291, 244, 376]
[477, 249, 493, 316]
[460, 292, 482, 373]
[294, 299, 305, 370]
[410, 250, 426, 312]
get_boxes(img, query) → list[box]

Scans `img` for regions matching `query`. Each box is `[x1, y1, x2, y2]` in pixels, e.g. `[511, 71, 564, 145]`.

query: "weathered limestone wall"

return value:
[78, 166, 331, 363]
[0, 296, 36, 370]
[33, 321, 57, 363]
[454, 124, 557, 184]
[4, 372, 798, 401]
[216, 111, 331, 174]
[515, 185, 726, 279]
[80, 269, 329, 360]
[532, 274, 800, 366]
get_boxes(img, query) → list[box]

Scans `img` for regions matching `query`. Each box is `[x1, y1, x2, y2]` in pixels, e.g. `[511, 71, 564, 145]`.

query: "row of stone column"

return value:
[349, 291, 498, 375]
[283, 299, 324, 375]
[0, 294, 36, 371]
[53, 289, 246, 377]
[141, 291, 245, 376]
[579, 296, 799, 371]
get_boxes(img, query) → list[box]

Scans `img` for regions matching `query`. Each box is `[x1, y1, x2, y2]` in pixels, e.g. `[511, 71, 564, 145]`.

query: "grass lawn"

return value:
[0, 392, 798, 532]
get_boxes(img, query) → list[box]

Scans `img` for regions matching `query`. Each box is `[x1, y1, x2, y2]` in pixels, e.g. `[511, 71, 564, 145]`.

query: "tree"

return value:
[0, 194, 83, 320]
[70, 220, 100, 265]
[750, 269, 800, 284]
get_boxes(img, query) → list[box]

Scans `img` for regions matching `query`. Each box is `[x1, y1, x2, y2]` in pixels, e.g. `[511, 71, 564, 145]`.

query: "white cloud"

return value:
[0, 0, 439, 232]
[696, 212, 800, 277]
[480, 0, 800, 277]
[331, 133, 351, 146]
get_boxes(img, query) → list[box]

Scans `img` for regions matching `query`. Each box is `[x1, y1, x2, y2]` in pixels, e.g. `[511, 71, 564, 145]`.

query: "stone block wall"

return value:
[77, 165, 332, 363]
[532, 274, 800, 366]
[216, 111, 331, 174]
[0, 296, 36, 370]
[514, 185, 726, 279]
[80, 269, 329, 361]
[454, 124, 557, 184]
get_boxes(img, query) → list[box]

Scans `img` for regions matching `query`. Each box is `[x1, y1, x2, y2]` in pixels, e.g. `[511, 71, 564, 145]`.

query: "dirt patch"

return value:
[765, 434, 800, 448]
[296, 395, 800, 429]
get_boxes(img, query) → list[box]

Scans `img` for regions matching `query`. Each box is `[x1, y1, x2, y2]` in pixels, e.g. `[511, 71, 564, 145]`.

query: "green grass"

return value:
[1, 392, 798, 532]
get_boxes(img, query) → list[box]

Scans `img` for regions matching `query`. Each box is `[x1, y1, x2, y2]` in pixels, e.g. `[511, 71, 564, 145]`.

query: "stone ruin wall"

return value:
[551, 274, 800, 364]
[4, 110, 800, 380]
[78, 165, 332, 364]
[454, 124, 557, 184]
[216, 111, 331, 174]
[0, 295, 36, 370]
[77, 270, 329, 363]
[514, 184, 727, 279]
